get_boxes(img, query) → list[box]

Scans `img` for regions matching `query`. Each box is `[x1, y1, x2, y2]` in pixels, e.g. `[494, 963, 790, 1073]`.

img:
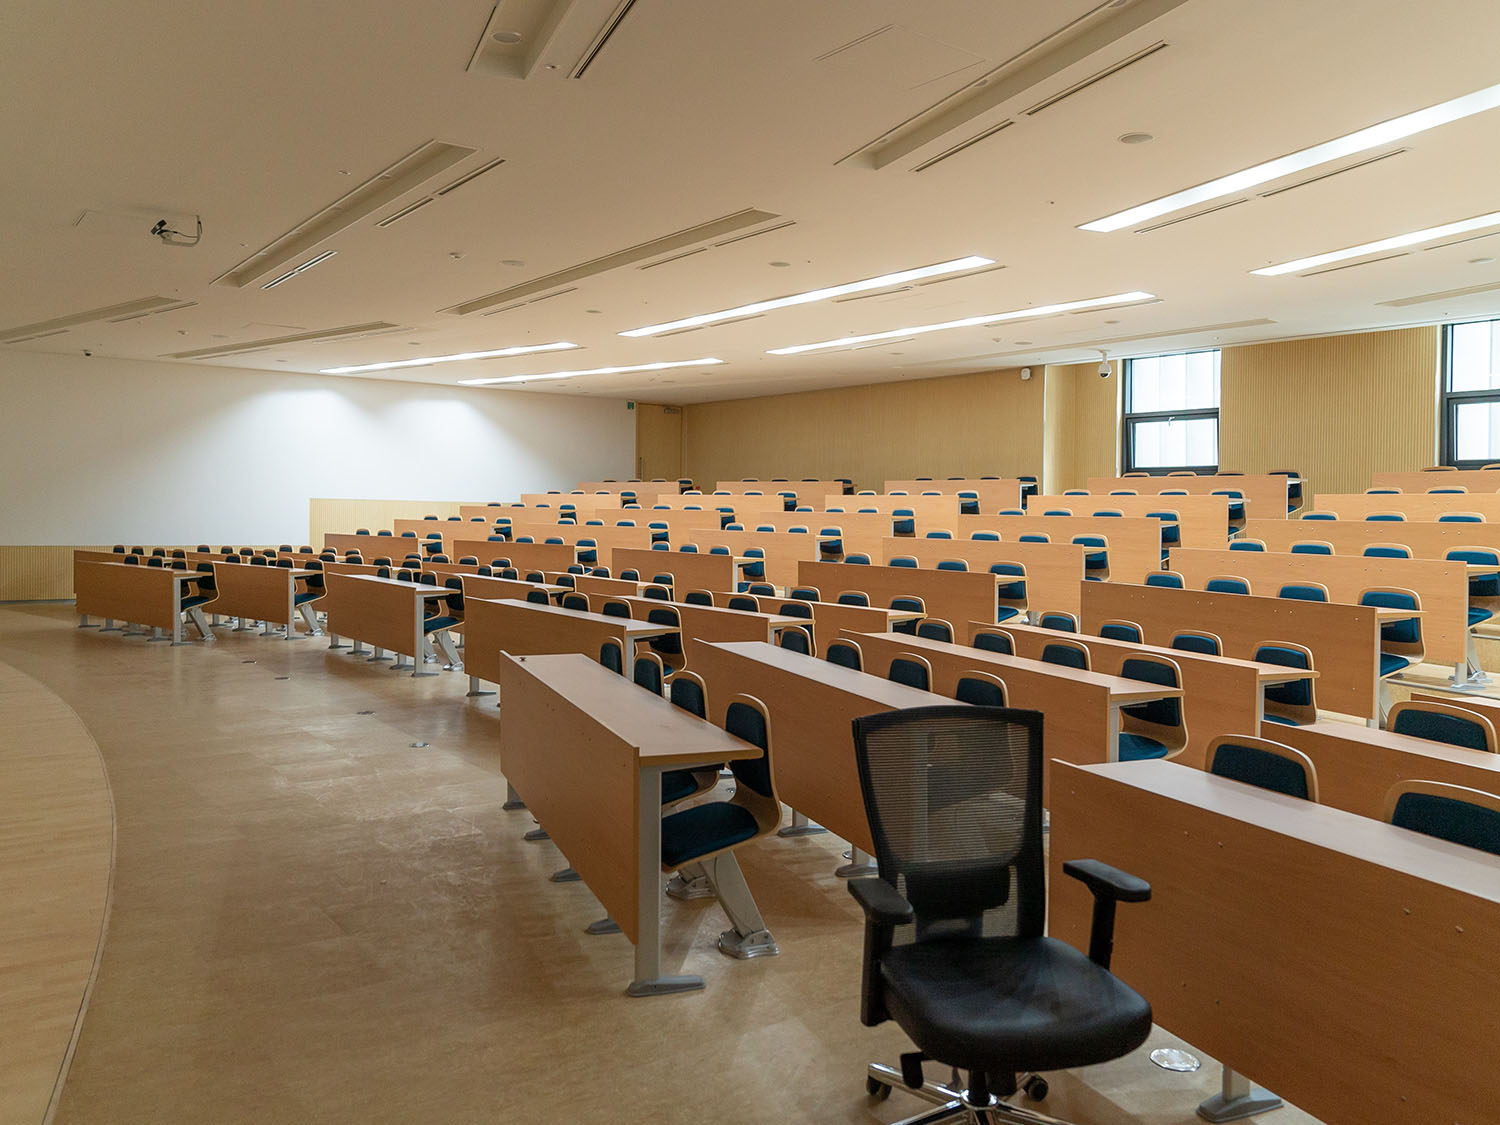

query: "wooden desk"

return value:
[459, 574, 566, 603]
[621, 508, 729, 544]
[1309, 493, 1500, 522]
[882, 479, 1024, 512]
[850, 630, 1182, 778]
[452, 539, 577, 575]
[997, 621, 1313, 769]
[687, 639, 952, 852]
[716, 479, 851, 498]
[1243, 517, 1500, 560]
[74, 559, 211, 644]
[1168, 547, 1470, 666]
[745, 512, 895, 564]
[516, 491, 623, 511]
[462, 597, 673, 687]
[1028, 494, 1230, 550]
[1080, 581, 1383, 720]
[952, 515, 1163, 585]
[800, 559, 999, 633]
[322, 573, 449, 672]
[1049, 759, 1500, 1124]
[498, 651, 759, 996]
[324, 532, 419, 558]
[592, 596, 802, 663]
[493, 522, 653, 573]
[210, 561, 314, 639]
[873, 539, 1085, 619]
[658, 493, 786, 516]
[757, 598, 919, 658]
[1087, 474, 1289, 521]
[684, 529, 822, 588]
[575, 480, 684, 503]
[1271, 719, 1500, 815]
[574, 574, 649, 599]
[612, 548, 735, 593]
[1368, 469, 1500, 494]
[828, 493, 960, 526]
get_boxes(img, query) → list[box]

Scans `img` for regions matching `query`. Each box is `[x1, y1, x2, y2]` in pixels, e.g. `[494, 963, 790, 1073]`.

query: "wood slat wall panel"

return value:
[2, 546, 115, 601]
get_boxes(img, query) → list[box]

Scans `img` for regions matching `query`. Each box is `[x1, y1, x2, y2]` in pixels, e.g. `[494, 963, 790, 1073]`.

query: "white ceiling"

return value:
[4, 0, 1500, 403]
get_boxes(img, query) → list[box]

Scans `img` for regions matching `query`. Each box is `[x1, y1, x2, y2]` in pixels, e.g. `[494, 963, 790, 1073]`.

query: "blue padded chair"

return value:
[990, 563, 1027, 622]
[1116, 656, 1187, 762]
[598, 638, 625, 675]
[651, 541, 671, 551]
[936, 559, 968, 572]
[998, 509, 1026, 518]
[659, 671, 722, 810]
[837, 591, 870, 607]
[643, 585, 672, 601]
[1073, 535, 1109, 581]
[684, 590, 714, 606]
[888, 654, 932, 691]
[562, 593, 589, 611]
[819, 528, 844, 560]
[826, 639, 862, 671]
[971, 530, 1001, 541]
[1208, 736, 1319, 801]
[1439, 513, 1485, 523]
[1039, 611, 1078, 633]
[916, 618, 954, 643]
[1301, 512, 1338, 521]
[1205, 576, 1250, 595]
[1271, 471, 1304, 514]
[659, 695, 782, 958]
[1383, 781, 1500, 856]
[1145, 571, 1184, 589]
[1092, 510, 1123, 518]
[741, 548, 767, 585]
[844, 553, 871, 565]
[1062, 490, 1088, 497]
[953, 671, 1007, 707]
[779, 628, 813, 656]
[1213, 489, 1247, 532]
[890, 556, 918, 569]
[1361, 587, 1425, 715]
[620, 569, 640, 581]
[1255, 642, 1318, 726]
[1170, 631, 1222, 656]
[1363, 544, 1411, 558]
[1229, 539, 1265, 552]
[890, 596, 925, 635]
[1388, 700, 1497, 754]
[958, 491, 980, 515]
[1148, 510, 1181, 558]
[1290, 541, 1332, 555]
[1041, 640, 1090, 671]
[1043, 508, 1073, 517]
[1364, 488, 1401, 495]
[1099, 620, 1143, 643]
[1447, 550, 1500, 649]
[1365, 513, 1405, 522]
[790, 586, 820, 601]
[1427, 488, 1469, 495]
[1019, 533, 1049, 544]
[648, 521, 669, 544]
[600, 599, 632, 619]
[678, 543, 699, 554]
[893, 509, 916, 536]
[972, 628, 1014, 655]
[633, 651, 666, 696]
[925, 530, 953, 540]
[728, 595, 760, 612]
[1279, 582, 1328, 602]
[747, 583, 776, 597]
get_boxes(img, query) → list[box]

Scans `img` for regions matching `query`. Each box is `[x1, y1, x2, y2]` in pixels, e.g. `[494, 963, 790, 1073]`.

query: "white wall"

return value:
[0, 351, 636, 544]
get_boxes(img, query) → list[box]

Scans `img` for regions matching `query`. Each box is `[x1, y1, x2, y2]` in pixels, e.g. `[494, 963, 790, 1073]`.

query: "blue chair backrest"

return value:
[925, 530, 952, 539]
[844, 553, 871, 565]
[826, 642, 862, 671]
[1290, 542, 1331, 554]
[890, 557, 917, 568]
[790, 587, 819, 601]
[890, 597, 924, 616]
[1229, 540, 1264, 552]
[936, 559, 967, 571]
[954, 676, 1005, 707]
[1439, 513, 1483, 522]
[836, 592, 869, 606]
[1389, 790, 1500, 856]
[669, 675, 707, 718]
[1100, 622, 1142, 643]
[1211, 742, 1313, 800]
[888, 658, 930, 691]
[1255, 645, 1314, 707]
[1038, 612, 1075, 632]
[1449, 548, 1500, 595]
[1206, 577, 1249, 595]
[973, 631, 1013, 655]
[1279, 584, 1327, 602]
[1171, 632, 1220, 655]
[779, 629, 812, 655]
[1365, 514, 1405, 522]
[1041, 643, 1088, 670]
[971, 531, 1000, 541]
[1391, 708, 1491, 753]
[1119, 658, 1181, 725]
[679, 543, 698, 553]
[1044, 509, 1072, 517]
[1019, 534, 1049, 543]
[1301, 512, 1337, 520]
[724, 701, 774, 798]
[779, 601, 812, 619]
[728, 596, 759, 611]
[1145, 572, 1183, 588]
[1361, 589, 1422, 643]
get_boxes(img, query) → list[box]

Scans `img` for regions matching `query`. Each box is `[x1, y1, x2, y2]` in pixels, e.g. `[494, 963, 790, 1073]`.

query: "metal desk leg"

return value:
[502, 782, 525, 811]
[1107, 705, 1122, 761]
[1197, 1066, 1281, 1122]
[778, 808, 827, 837]
[78, 613, 97, 629]
[101, 618, 120, 632]
[468, 674, 495, 697]
[627, 766, 703, 998]
[835, 846, 876, 879]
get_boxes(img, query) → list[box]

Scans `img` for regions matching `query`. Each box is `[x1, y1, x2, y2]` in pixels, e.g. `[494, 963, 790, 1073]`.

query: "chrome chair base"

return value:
[717, 927, 778, 959]
[665, 871, 713, 900]
[866, 1063, 1067, 1125]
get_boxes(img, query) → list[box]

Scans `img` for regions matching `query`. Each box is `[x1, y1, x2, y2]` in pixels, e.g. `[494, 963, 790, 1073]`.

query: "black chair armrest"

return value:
[848, 878, 913, 926]
[1064, 858, 1151, 903]
[1063, 858, 1151, 969]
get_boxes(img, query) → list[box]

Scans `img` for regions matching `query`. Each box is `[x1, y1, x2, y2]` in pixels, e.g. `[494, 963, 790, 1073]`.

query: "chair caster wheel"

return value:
[865, 1076, 891, 1099]
[1022, 1075, 1048, 1101]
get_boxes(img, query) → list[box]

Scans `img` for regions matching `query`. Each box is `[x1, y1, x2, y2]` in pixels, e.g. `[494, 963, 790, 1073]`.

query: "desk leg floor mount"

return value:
[1197, 1067, 1281, 1122]
[778, 808, 828, 837]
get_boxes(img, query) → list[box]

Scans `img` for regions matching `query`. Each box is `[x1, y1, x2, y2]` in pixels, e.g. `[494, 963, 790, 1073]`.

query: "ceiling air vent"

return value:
[468, 1, 578, 80]
[1301, 252, 1409, 278]
[375, 197, 435, 228]
[1134, 197, 1247, 233]
[163, 322, 401, 360]
[1022, 41, 1168, 116]
[1379, 281, 1500, 308]
[1257, 148, 1406, 199]
[911, 120, 1015, 173]
[0, 296, 187, 343]
[570, 0, 640, 79]
[436, 157, 506, 195]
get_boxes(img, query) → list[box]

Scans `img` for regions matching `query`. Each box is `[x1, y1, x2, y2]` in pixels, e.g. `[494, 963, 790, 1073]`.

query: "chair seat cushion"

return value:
[881, 935, 1152, 1074]
[1379, 652, 1412, 677]
[661, 769, 704, 806]
[660, 801, 758, 867]
[1469, 607, 1495, 627]
[293, 591, 321, 605]
[1262, 714, 1299, 726]
[179, 595, 213, 610]
[1117, 732, 1169, 761]
[423, 615, 460, 633]
[994, 606, 1021, 623]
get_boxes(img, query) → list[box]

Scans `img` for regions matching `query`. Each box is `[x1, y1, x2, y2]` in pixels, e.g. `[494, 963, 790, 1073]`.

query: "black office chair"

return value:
[849, 706, 1153, 1122]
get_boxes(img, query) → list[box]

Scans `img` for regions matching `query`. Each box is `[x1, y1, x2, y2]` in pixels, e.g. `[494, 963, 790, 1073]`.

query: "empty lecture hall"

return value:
[7, 2, 1500, 1123]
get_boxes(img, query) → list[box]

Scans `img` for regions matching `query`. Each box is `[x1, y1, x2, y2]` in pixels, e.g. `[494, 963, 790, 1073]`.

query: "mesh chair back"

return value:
[853, 706, 1045, 941]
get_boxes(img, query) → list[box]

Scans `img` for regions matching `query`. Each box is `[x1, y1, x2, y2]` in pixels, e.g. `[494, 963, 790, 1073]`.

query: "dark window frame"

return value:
[1440, 319, 1500, 469]
[1121, 350, 1222, 475]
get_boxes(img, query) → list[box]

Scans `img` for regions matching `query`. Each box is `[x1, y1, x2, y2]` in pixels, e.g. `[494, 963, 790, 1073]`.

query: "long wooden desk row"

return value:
[1243, 516, 1500, 559]
[1087, 473, 1292, 519]
[1027, 494, 1231, 549]
[1308, 493, 1500, 521]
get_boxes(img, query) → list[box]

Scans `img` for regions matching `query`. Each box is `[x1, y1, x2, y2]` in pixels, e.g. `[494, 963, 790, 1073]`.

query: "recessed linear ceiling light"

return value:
[321, 340, 577, 375]
[619, 256, 994, 338]
[766, 292, 1156, 355]
[1081, 80, 1500, 233]
[459, 357, 724, 387]
[1250, 210, 1500, 276]
[262, 251, 338, 290]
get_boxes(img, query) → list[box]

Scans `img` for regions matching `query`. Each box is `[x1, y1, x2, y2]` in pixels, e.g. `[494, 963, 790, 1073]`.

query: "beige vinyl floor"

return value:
[0, 603, 1365, 1123]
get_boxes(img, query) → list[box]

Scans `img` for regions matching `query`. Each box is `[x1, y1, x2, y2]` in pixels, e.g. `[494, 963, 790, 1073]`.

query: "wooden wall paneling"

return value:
[0, 546, 113, 601]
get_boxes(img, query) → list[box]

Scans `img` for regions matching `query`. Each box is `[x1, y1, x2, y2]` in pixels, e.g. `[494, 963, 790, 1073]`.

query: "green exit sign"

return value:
[627, 401, 635, 410]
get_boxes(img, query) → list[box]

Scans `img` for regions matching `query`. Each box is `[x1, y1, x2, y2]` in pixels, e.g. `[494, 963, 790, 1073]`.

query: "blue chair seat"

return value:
[293, 591, 320, 605]
[1117, 732, 1170, 762]
[660, 801, 759, 867]
[1262, 714, 1296, 726]
[1469, 607, 1495, 627]
[180, 595, 213, 610]
[995, 606, 1021, 623]
[423, 615, 461, 632]
[1379, 652, 1413, 677]
[661, 769, 703, 806]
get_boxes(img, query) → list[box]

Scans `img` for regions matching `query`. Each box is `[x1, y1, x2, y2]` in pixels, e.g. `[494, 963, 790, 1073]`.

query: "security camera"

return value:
[150, 220, 168, 236]
[1098, 362, 1111, 378]
[83, 349, 92, 357]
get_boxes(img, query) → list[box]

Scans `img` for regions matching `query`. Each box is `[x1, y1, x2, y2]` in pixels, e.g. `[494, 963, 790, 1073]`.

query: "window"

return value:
[1122, 350, 1221, 474]
[1442, 319, 1500, 467]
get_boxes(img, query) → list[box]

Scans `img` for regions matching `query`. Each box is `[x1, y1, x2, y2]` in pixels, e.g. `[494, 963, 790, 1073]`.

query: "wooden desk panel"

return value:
[660, 493, 787, 515]
[687, 639, 948, 851]
[1169, 547, 1469, 664]
[210, 561, 299, 630]
[827, 494, 960, 525]
[492, 523, 653, 572]
[1273, 720, 1500, 816]
[462, 598, 656, 685]
[1368, 470, 1500, 494]
[1049, 759, 1500, 1124]
[801, 559, 999, 631]
[576, 481, 684, 502]
[949, 515, 1162, 585]
[1309, 493, 1500, 521]
[322, 573, 424, 659]
[1080, 581, 1380, 719]
[73, 560, 184, 632]
[516, 492, 623, 511]
[760, 599, 911, 659]
[715, 479, 850, 499]
[324, 532, 420, 558]
[1028, 494, 1230, 550]
[883, 479, 1024, 512]
[1244, 517, 1500, 558]
[452, 539, 577, 574]
[459, 574, 565, 604]
[612, 548, 735, 592]
[999, 622, 1278, 769]
[598, 597, 797, 663]
[616, 509, 726, 543]
[876, 538, 1085, 619]
[1088, 474, 1289, 521]
[683, 529, 822, 588]
[747, 513, 895, 564]
[458, 504, 518, 522]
